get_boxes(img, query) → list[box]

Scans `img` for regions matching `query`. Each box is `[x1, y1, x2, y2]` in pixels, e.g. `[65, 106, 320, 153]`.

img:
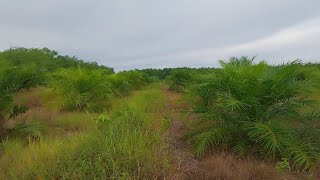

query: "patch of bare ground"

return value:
[163, 86, 316, 180]
[163, 88, 204, 179]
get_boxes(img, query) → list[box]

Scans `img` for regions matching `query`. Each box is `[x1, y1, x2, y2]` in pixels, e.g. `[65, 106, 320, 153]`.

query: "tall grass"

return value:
[52, 113, 97, 132]
[0, 87, 171, 179]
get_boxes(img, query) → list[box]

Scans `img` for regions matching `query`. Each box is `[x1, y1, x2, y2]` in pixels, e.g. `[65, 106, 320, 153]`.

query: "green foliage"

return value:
[167, 69, 194, 92]
[53, 113, 97, 132]
[8, 105, 28, 119]
[188, 57, 320, 170]
[0, 64, 43, 125]
[0, 88, 170, 179]
[140, 67, 215, 80]
[50, 68, 147, 112]
[0, 47, 114, 73]
[0, 96, 12, 119]
[11, 121, 46, 141]
[50, 68, 112, 112]
[1, 66, 43, 94]
[275, 158, 291, 173]
[107, 70, 145, 97]
[0, 47, 115, 138]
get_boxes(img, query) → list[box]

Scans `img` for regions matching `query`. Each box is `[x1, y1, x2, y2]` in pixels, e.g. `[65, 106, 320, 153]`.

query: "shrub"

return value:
[0, 65, 44, 94]
[0, 65, 43, 127]
[107, 70, 146, 97]
[11, 121, 46, 141]
[167, 69, 194, 92]
[188, 57, 320, 170]
[50, 68, 112, 112]
[276, 158, 291, 173]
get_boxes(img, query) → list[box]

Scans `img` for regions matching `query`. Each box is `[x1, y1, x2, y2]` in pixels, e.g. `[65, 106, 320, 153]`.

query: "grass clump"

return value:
[53, 113, 97, 132]
[0, 88, 171, 179]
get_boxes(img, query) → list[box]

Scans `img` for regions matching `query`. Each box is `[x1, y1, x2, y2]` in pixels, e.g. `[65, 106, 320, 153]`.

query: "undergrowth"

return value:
[0, 87, 171, 179]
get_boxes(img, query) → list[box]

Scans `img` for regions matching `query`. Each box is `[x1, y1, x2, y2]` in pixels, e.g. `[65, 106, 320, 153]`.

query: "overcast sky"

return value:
[0, 0, 320, 70]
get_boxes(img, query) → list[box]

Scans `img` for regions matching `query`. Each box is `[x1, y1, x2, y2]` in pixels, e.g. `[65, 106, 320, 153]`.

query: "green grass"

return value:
[0, 87, 171, 179]
[52, 113, 98, 132]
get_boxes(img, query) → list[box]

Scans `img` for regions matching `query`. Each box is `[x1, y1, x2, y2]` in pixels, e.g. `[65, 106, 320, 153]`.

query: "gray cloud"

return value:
[0, 0, 320, 70]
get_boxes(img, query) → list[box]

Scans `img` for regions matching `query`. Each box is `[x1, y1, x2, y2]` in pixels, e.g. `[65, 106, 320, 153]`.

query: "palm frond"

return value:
[234, 138, 252, 156]
[246, 121, 289, 156]
[287, 142, 320, 170]
[216, 93, 249, 111]
[193, 126, 233, 157]
[13, 121, 46, 139]
[0, 95, 12, 112]
[9, 105, 28, 119]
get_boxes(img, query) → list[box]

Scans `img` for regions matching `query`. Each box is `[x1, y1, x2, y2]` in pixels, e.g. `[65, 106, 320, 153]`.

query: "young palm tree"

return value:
[189, 57, 320, 170]
[50, 68, 112, 112]
[0, 65, 41, 124]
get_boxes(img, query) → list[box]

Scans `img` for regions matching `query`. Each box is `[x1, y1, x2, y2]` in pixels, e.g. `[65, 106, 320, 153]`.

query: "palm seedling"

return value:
[189, 57, 320, 170]
[50, 68, 113, 112]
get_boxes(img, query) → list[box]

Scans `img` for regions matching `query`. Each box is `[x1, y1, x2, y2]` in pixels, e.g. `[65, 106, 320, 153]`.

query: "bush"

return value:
[0, 47, 114, 73]
[0, 65, 43, 126]
[11, 121, 46, 141]
[50, 68, 112, 112]
[50, 69, 147, 112]
[188, 57, 320, 170]
[108, 71, 146, 97]
[167, 69, 194, 92]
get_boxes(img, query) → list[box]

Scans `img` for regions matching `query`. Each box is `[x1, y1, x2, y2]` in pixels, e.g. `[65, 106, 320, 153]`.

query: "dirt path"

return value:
[163, 88, 205, 179]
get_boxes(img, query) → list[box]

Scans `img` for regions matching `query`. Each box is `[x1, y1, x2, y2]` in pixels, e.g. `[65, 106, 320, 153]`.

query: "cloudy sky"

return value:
[0, 0, 320, 70]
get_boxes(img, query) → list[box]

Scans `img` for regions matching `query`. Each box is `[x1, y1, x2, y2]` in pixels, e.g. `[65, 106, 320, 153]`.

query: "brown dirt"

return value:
[164, 89, 205, 179]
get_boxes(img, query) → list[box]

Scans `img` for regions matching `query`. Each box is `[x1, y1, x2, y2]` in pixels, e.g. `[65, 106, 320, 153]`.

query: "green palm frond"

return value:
[303, 110, 320, 121]
[216, 93, 249, 111]
[9, 105, 28, 119]
[234, 138, 252, 156]
[13, 121, 46, 139]
[187, 57, 319, 170]
[246, 121, 289, 156]
[0, 95, 12, 112]
[287, 142, 320, 170]
[193, 126, 233, 157]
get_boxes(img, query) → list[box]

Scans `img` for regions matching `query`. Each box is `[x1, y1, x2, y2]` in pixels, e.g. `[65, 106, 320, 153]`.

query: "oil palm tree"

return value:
[189, 57, 320, 170]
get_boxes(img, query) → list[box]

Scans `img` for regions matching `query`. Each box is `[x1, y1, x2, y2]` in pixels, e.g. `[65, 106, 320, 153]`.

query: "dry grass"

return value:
[6, 87, 97, 138]
[198, 153, 288, 180]
[13, 87, 62, 111]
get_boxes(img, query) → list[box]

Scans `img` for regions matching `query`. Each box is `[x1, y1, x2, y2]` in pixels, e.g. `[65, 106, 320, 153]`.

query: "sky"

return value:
[0, 0, 320, 71]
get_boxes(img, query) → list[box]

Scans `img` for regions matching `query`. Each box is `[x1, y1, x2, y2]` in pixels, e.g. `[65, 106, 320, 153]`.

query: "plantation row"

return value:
[163, 57, 320, 171]
[0, 48, 319, 178]
[0, 48, 151, 129]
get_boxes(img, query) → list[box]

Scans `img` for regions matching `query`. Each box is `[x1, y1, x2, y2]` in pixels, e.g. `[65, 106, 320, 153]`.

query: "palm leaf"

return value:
[13, 121, 46, 139]
[287, 142, 320, 170]
[246, 121, 289, 156]
[193, 126, 233, 157]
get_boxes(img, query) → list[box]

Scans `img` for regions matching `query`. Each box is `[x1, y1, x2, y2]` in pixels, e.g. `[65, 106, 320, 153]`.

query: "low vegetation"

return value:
[0, 48, 319, 178]
[187, 58, 320, 170]
[0, 88, 170, 179]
